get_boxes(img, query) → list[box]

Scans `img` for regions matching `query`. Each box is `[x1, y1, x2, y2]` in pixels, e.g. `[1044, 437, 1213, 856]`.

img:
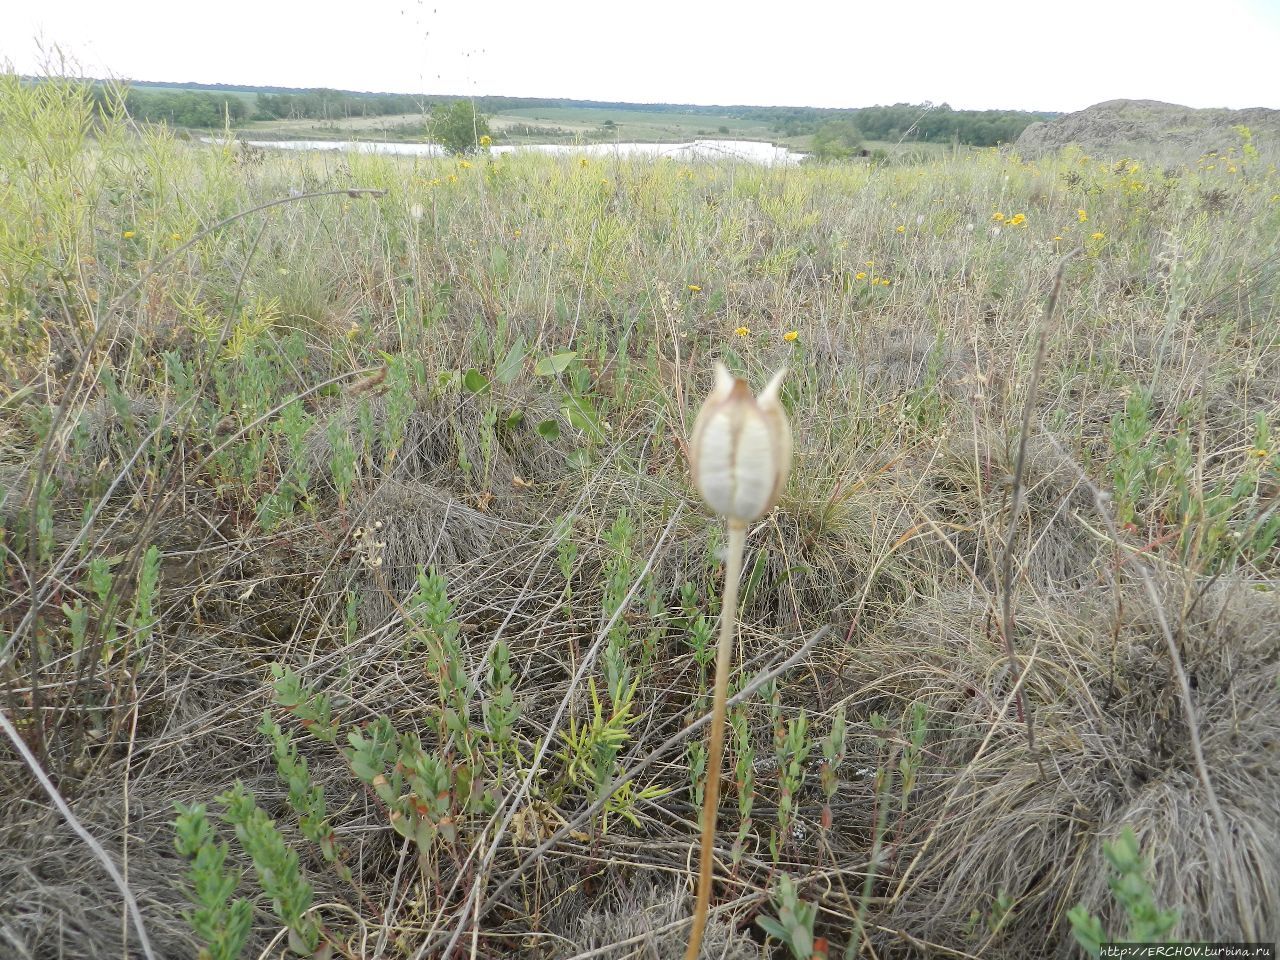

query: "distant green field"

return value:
[498, 105, 763, 132]
[125, 83, 259, 106]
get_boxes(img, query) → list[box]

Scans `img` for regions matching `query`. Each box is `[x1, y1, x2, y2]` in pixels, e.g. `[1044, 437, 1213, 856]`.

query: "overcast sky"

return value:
[5, 0, 1279, 112]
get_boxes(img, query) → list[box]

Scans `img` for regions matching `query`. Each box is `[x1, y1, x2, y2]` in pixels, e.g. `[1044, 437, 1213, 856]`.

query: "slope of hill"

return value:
[1016, 99, 1280, 157]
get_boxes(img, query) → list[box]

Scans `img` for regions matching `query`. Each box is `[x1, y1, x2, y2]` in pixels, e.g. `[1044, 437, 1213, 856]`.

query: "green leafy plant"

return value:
[430, 100, 491, 156]
[269, 664, 338, 743]
[558, 676, 666, 832]
[1068, 826, 1180, 955]
[1109, 389, 1155, 528]
[600, 509, 637, 707]
[897, 701, 927, 813]
[819, 704, 846, 835]
[555, 514, 579, 615]
[407, 567, 478, 785]
[321, 415, 355, 512]
[775, 711, 811, 847]
[484, 639, 521, 769]
[131, 544, 162, 662]
[259, 711, 343, 872]
[757, 874, 822, 959]
[218, 782, 322, 956]
[173, 802, 253, 960]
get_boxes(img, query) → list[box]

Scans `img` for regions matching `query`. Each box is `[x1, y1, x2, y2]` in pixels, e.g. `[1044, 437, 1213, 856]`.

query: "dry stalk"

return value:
[0, 708, 157, 960]
[999, 247, 1079, 777]
[685, 518, 746, 960]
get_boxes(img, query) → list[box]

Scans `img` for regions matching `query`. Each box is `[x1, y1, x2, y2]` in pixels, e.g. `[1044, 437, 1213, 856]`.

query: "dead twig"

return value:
[999, 247, 1079, 777]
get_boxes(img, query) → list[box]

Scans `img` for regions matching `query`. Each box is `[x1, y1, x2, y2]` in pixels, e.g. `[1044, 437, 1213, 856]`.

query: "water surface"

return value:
[222, 137, 805, 165]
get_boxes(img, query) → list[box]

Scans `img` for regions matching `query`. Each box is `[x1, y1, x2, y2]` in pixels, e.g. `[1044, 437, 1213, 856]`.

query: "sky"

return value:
[4, 0, 1280, 112]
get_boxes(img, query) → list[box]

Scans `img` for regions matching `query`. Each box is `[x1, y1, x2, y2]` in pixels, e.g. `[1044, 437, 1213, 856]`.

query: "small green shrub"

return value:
[1068, 826, 1180, 955]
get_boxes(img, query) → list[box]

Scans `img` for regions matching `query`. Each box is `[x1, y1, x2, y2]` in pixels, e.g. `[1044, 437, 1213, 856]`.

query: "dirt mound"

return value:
[1015, 99, 1280, 158]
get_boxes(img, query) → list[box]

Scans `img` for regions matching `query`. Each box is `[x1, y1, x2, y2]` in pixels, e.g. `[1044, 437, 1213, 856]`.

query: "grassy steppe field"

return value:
[2, 76, 1278, 958]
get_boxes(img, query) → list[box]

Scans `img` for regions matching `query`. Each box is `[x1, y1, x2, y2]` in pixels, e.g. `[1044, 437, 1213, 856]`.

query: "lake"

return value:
[218, 137, 806, 166]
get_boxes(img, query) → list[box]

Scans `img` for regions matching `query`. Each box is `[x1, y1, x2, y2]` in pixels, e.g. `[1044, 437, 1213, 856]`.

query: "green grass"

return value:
[2, 74, 1279, 959]
[493, 104, 775, 141]
[128, 83, 260, 105]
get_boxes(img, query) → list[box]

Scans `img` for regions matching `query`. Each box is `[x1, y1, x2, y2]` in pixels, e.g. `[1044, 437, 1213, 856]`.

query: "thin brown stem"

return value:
[999, 247, 1078, 777]
[686, 518, 746, 960]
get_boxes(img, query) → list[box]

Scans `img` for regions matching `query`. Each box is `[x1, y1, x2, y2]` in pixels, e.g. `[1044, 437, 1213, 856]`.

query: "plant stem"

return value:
[686, 518, 747, 960]
[999, 249, 1076, 779]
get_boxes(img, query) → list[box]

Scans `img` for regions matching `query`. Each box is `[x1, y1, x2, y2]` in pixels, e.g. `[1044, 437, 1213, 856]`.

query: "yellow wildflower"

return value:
[1249, 447, 1269, 459]
[896, 225, 906, 233]
[171, 233, 182, 241]
[459, 160, 473, 169]
[992, 211, 1005, 222]
[479, 134, 492, 148]
[1053, 235, 1065, 242]
[1008, 213, 1026, 227]
[1090, 231, 1105, 241]
[783, 330, 799, 342]
[122, 230, 135, 239]
[688, 284, 702, 293]
[855, 271, 867, 280]
[1077, 208, 1088, 222]
[579, 157, 589, 168]
[447, 174, 458, 184]
[733, 326, 750, 337]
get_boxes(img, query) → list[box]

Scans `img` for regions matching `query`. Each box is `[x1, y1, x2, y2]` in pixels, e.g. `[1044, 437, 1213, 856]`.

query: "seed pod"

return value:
[689, 362, 792, 524]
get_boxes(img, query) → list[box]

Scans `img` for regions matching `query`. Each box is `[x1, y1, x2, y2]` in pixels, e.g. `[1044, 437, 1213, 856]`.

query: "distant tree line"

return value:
[120, 89, 249, 127]
[254, 90, 425, 121]
[759, 103, 1049, 147]
[81, 84, 249, 127]
[82, 79, 1051, 144]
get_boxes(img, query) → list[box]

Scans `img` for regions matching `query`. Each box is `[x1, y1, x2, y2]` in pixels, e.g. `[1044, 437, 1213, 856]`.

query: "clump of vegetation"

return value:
[1, 73, 1278, 960]
[810, 118, 865, 161]
[429, 99, 492, 155]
